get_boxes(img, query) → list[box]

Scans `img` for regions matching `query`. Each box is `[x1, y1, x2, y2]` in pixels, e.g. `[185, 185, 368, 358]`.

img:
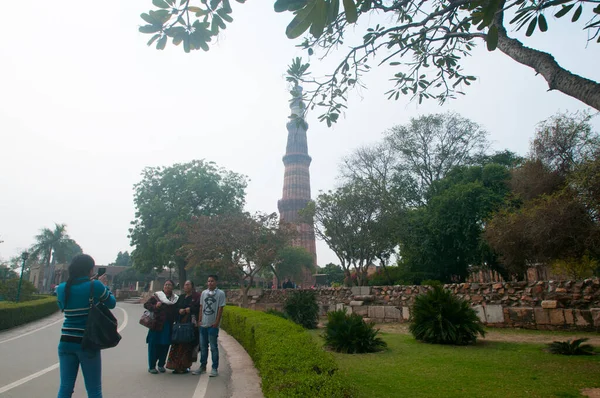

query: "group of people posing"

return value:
[144, 275, 226, 376]
[55, 255, 226, 398]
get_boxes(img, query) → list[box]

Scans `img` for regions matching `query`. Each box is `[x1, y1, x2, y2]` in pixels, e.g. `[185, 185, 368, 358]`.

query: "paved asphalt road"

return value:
[0, 302, 234, 398]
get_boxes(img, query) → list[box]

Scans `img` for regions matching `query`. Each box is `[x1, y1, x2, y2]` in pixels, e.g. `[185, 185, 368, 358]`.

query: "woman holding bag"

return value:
[166, 280, 200, 373]
[56, 254, 116, 398]
[144, 279, 178, 374]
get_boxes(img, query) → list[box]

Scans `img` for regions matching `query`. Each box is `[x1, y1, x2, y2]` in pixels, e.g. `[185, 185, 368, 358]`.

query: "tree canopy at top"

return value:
[139, 0, 600, 124]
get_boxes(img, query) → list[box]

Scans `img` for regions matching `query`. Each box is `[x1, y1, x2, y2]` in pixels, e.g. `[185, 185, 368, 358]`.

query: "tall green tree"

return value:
[531, 110, 600, 175]
[317, 263, 345, 285]
[112, 251, 133, 267]
[29, 224, 82, 291]
[273, 246, 315, 287]
[183, 212, 291, 306]
[129, 160, 247, 282]
[385, 112, 489, 203]
[485, 188, 599, 278]
[306, 181, 398, 286]
[399, 162, 511, 283]
[484, 112, 600, 278]
[140, 0, 600, 119]
[0, 265, 17, 282]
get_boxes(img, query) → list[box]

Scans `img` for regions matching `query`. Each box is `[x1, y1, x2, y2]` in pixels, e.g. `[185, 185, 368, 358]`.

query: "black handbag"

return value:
[82, 282, 121, 350]
[171, 315, 195, 344]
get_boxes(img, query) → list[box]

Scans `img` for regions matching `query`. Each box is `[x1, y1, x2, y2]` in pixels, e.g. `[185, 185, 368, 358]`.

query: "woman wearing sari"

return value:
[144, 279, 178, 374]
[166, 280, 200, 374]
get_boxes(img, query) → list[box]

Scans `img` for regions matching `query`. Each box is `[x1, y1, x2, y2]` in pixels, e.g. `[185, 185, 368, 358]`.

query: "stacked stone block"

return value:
[225, 278, 600, 331]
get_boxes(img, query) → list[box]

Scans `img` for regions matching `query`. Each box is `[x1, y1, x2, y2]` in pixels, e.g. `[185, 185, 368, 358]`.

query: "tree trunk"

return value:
[46, 258, 57, 292]
[239, 275, 249, 307]
[271, 265, 280, 290]
[241, 279, 253, 308]
[177, 261, 187, 285]
[38, 251, 51, 292]
[494, 10, 600, 111]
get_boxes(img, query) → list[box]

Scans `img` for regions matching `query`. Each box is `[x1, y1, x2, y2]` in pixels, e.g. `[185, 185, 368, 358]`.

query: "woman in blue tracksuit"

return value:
[56, 254, 116, 398]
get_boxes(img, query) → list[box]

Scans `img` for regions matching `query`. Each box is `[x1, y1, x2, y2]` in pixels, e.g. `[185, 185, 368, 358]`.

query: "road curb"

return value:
[220, 330, 264, 398]
[0, 310, 63, 343]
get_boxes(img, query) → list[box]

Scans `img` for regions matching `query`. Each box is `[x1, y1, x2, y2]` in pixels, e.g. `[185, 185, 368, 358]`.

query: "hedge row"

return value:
[221, 306, 352, 398]
[0, 296, 59, 331]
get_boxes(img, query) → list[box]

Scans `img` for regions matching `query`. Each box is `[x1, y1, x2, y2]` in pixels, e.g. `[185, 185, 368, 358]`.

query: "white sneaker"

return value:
[209, 369, 218, 377]
[192, 366, 206, 375]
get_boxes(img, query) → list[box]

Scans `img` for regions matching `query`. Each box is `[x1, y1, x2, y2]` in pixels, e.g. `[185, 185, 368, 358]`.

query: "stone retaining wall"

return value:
[224, 278, 600, 331]
[114, 289, 141, 301]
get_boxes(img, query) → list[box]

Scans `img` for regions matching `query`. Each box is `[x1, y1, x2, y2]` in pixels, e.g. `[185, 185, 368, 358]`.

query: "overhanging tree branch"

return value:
[494, 6, 600, 110]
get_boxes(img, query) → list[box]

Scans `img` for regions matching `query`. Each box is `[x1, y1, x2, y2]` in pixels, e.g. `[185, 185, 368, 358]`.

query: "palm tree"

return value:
[30, 224, 82, 292]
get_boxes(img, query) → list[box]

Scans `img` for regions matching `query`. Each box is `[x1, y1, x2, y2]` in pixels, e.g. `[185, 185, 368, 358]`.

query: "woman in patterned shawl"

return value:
[166, 280, 200, 373]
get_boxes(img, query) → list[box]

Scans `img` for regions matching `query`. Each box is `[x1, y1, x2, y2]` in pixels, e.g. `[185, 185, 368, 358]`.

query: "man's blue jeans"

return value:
[199, 327, 219, 370]
[57, 347, 102, 398]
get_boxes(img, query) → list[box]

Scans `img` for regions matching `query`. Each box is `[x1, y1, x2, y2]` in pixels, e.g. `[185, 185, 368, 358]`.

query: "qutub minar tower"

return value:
[277, 85, 317, 287]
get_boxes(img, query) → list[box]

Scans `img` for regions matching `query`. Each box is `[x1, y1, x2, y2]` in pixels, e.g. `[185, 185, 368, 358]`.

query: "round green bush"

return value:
[409, 284, 485, 345]
[0, 278, 37, 302]
[283, 290, 319, 329]
[324, 310, 387, 354]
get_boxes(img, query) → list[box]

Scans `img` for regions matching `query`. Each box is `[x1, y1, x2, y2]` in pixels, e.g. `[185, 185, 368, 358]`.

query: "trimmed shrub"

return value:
[283, 290, 319, 329]
[0, 296, 59, 330]
[222, 306, 352, 398]
[264, 308, 289, 320]
[0, 278, 37, 302]
[548, 338, 595, 355]
[420, 279, 443, 287]
[324, 310, 387, 354]
[409, 284, 485, 345]
[367, 266, 410, 286]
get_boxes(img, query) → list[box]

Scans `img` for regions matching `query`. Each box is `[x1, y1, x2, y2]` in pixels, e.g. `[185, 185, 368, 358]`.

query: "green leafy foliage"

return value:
[29, 223, 82, 292]
[0, 266, 18, 281]
[367, 266, 408, 286]
[409, 284, 485, 345]
[307, 179, 397, 286]
[318, 263, 345, 286]
[130, 159, 247, 281]
[399, 162, 511, 282]
[274, 246, 314, 285]
[548, 338, 595, 356]
[485, 111, 600, 279]
[0, 296, 58, 330]
[221, 305, 352, 397]
[112, 267, 157, 290]
[112, 251, 133, 267]
[0, 279, 37, 302]
[420, 279, 443, 287]
[264, 308, 289, 320]
[184, 212, 293, 306]
[324, 310, 387, 353]
[140, 1, 600, 122]
[283, 290, 319, 329]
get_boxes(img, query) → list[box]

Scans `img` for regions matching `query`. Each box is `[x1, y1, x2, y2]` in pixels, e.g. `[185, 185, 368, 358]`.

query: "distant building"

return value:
[32, 264, 130, 288]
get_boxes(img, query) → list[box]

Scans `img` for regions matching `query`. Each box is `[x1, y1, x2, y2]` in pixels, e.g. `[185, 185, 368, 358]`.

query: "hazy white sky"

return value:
[1, 1, 598, 267]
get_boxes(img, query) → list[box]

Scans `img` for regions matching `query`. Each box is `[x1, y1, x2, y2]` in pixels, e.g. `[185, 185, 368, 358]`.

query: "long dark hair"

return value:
[63, 254, 95, 311]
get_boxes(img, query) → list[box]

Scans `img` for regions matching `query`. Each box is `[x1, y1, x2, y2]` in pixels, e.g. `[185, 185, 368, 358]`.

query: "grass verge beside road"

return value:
[309, 329, 600, 398]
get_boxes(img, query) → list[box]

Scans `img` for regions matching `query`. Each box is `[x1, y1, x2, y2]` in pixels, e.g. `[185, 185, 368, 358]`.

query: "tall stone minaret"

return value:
[277, 85, 317, 288]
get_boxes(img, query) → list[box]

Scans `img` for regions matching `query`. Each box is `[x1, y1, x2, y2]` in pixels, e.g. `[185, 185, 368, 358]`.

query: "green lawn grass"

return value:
[309, 330, 600, 398]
